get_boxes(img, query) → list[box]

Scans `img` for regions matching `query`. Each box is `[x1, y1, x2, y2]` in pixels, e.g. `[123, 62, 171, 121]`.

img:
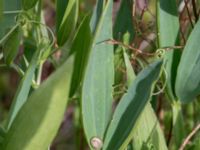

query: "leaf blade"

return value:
[81, 0, 114, 148]
[175, 18, 200, 103]
[103, 60, 163, 150]
[3, 57, 73, 150]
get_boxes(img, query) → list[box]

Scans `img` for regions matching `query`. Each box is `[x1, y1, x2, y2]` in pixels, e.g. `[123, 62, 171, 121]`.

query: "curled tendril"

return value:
[152, 67, 168, 96]
[156, 49, 166, 58]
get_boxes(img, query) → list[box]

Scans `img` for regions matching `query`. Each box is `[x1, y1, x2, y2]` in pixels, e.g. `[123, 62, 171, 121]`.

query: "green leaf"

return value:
[113, 0, 134, 42]
[69, 15, 92, 97]
[90, 0, 104, 33]
[157, 0, 181, 101]
[171, 101, 185, 148]
[156, 1, 185, 147]
[0, 126, 6, 144]
[56, 0, 69, 32]
[132, 103, 167, 150]
[2, 25, 22, 65]
[57, 0, 78, 46]
[0, 0, 3, 20]
[175, 19, 200, 103]
[2, 57, 73, 150]
[123, 49, 135, 87]
[22, 0, 39, 10]
[6, 50, 40, 129]
[81, 0, 114, 148]
[103, 60, 163, 150]
[0, 0, 21, 40]
[122, 32, 136, 87]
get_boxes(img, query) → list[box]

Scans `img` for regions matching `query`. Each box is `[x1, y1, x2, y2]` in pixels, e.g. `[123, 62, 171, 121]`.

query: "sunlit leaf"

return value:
[2, 57, 73, 150]
[82, 0, 114, 148]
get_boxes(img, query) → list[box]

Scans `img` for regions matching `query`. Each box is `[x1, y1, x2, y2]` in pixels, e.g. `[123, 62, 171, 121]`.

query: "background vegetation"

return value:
[1, 0, 200, 150]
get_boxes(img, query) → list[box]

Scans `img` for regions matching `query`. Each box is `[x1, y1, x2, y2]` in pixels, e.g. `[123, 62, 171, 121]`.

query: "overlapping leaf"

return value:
[132, 103, 167, 150]
[2, 57, 73, 150]
[6, 50, 40, 129]
[22, 0, 38, 10]
[69, 15, 92, 97]
[56, 0, 78, 46]
[103, 60, 163, 150]
[81, 0, 114, 148]
[157, 0, 181, 101]
[2, 25, 22, 65]
[176, 19, 200, 103]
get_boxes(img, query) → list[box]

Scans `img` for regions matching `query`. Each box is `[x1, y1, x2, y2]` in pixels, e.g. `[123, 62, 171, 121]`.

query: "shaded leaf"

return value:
[157, 0, 185, 147]
[103, 60, 163, 150]
[2, 25, 22, 65]
[0, 0, 3, 20]
[0, 0, 21, 39]
[175, 19, 200, 103]
[22, 0, 38, 10]
[56, 0, 69, 32]
[57, 0, 78, 46]
[113, 0, 134, 43]
[157, 0, 181, 101]
[90, 0, 104, 33]
[69, 15, 92, 97]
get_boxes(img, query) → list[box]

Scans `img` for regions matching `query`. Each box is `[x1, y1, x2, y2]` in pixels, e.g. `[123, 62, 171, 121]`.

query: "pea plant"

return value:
[0, 0, 200, 149]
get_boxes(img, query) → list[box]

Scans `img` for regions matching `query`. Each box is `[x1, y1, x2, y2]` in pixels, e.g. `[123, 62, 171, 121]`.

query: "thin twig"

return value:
[103, 39, 183, 56]
[179, 123, 200, 150]
[104, 39, 155, 56]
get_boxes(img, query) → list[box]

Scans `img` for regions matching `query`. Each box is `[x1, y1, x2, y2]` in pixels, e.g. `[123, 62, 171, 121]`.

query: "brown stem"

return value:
[184, 0, 194, 28]
[179, 123, 200, 150]
[167, 115, 173, 147]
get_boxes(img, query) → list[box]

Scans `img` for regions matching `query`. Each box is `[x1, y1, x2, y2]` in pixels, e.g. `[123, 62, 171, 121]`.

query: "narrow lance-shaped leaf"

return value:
[6, 49, 40, 129]
[57, 0, 78, 46]
[2, 25, 22, 65]
[56, 0, 69, 32]
[122, 32, 136, 87]
[157, 0, 185, 147]
[90, 0, 105, 33]
[132, 103, 167, 150]
[69, 15, 92, 97]
[171, 101, 185, 148]
[22, 0, 39, 10]
[0, 0, 21, 39]
[176, 19, 200, 103]
[103, 60, 163, 150]
[2, 57, 73, 150]
[121, 36, 167, 150]
[82, 0, 114, 148]
[113, 0, 134, 43]
[157, 0, 181, 100]
[113, 0, 135, 86]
